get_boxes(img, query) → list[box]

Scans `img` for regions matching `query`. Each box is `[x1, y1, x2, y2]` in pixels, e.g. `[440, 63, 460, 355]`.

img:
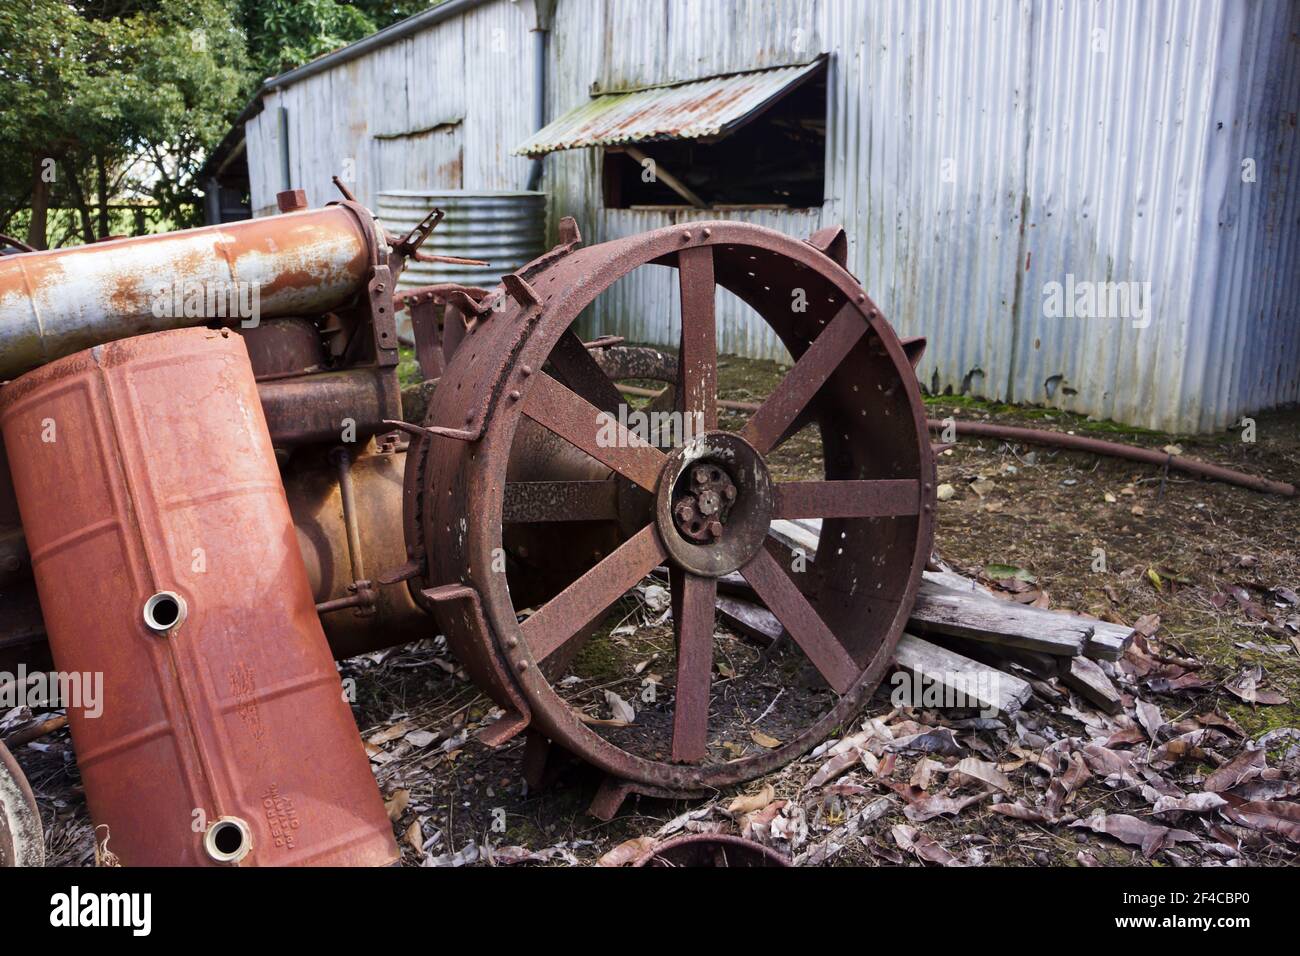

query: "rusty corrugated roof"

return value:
[512, 60, 823, 157]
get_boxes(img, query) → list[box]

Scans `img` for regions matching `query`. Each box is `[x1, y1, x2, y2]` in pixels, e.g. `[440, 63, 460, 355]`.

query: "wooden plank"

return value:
[1060, 655, 1123, 714]
[768, 519, 820, 558]
[715, 590, 1031, 717]
[909, 580, 1089, 658]
[924, 632, 1065, 680]
[716, 593, 783, 645]
[892, 633, 1032, 717]
[770, 521, 1134, 661]
[1084, 622, 1135, 661]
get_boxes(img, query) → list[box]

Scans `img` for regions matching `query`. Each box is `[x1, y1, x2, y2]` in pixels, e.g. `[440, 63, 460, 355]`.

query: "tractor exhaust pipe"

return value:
[0, 206, 380, 382]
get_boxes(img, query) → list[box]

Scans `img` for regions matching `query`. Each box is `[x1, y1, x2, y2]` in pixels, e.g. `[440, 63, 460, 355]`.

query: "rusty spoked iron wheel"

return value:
[0, 738, 43, 867]
[633, 833, 790, 867]
[410, 220, 935, 807]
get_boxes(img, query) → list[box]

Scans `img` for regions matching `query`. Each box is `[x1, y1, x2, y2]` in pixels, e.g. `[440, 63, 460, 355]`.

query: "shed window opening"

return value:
[602, 67, 827, 211]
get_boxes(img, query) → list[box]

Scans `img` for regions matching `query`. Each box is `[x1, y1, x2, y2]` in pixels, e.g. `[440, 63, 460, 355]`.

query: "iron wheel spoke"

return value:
[676, 246, 718, 432]
[739, 304, 866, 455]
[774, 479, 921, 519]
[548, 329, 626, 414]
[739, 546, 858, 694]
[670, 569, 716, 763]
[521, 372, 666, 492]
[521, 523, 667, 662]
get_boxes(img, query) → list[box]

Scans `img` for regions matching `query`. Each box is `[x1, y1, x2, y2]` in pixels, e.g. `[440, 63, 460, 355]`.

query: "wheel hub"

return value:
[672, 461, 738, 542]
[655, 432, 773, 577]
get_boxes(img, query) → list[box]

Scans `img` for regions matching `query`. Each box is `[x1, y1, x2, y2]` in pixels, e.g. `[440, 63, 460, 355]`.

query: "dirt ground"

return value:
[8, 352, 1298, 867]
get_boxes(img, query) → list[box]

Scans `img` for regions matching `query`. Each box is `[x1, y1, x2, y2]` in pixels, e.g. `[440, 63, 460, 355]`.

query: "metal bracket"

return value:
[421, 584, 532, 747]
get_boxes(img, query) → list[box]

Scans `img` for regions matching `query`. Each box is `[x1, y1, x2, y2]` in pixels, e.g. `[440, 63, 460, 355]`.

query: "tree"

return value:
[0, 1, 434, 246]
[238, 1, 434, 83]
[0, 0, 245, 245]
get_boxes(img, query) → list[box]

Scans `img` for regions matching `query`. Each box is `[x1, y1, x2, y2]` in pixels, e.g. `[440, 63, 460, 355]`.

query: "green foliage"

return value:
[0, 0, 247, 241]
[240, 1, 434, 83]
[0, 0, 435, 244]
[241, 0, 375, 82]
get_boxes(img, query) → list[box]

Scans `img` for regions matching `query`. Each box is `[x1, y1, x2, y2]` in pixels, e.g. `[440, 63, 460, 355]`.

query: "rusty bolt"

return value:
[276, 188, 308, 213]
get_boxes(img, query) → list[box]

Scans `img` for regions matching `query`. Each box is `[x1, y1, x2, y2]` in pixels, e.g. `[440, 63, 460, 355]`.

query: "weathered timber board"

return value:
[768, 520, 1134, 661]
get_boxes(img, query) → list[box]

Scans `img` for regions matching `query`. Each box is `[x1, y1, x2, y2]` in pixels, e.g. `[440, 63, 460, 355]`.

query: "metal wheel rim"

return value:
[420, 220, 935, 792]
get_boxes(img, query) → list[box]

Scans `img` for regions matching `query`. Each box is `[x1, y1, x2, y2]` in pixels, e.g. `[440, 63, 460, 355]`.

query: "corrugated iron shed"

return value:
[236, 0, 1300, 435]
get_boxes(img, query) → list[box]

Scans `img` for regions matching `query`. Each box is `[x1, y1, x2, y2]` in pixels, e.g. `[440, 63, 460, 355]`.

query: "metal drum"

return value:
[378, 189, 545, 339]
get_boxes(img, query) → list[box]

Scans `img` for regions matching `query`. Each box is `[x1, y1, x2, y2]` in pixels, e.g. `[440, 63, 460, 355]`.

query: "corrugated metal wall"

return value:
[245, 0, 534, 215]
[245, 0, 1300, 433]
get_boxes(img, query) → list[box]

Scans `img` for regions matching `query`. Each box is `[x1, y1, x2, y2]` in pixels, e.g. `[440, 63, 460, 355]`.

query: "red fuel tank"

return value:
[0, 327, 397, 866]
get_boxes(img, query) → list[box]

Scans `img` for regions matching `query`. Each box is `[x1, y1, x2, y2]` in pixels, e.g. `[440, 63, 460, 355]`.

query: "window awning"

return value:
[513, 59, 824, 157]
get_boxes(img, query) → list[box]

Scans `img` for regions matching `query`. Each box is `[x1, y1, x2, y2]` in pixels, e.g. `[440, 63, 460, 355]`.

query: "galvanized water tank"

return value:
[377, 190, 546, 340]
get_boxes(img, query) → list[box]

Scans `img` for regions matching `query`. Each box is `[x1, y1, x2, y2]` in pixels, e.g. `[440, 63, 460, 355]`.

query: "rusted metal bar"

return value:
[332, 447, 369, 586]
[929, 419, 1296, 497]
[258, 366, 402, 446]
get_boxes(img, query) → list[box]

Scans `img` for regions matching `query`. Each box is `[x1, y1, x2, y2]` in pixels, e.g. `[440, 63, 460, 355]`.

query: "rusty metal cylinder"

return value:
[0, 327, 397, 866]
[0, 206, 375, 381]
[284, 444, 431, 658]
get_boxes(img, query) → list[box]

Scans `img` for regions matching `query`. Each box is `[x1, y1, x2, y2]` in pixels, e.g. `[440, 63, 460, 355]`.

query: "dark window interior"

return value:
[602, 64, 827, 210]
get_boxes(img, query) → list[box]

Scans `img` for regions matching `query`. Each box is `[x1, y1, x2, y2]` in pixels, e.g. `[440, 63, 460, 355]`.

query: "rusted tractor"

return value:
[0, 192, 933, 864]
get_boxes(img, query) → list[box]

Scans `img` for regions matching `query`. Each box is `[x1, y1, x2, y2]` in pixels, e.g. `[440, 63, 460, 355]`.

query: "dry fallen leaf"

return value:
[750, 729, 782, 749]
[368, 720, 415, 746]
[991, 801, 1049, 823]
[808, 750, 860, 788]
[1152, 793, 1227, 816]
[892, 824, 960, 866]
[403, 818, 423, 852]
[1070, 813, 1198, 858]
[384, 788, 410, 822]
[1221, 801, 1300, 843]
[910, 758, 943, 790]
[948, 756, 1013, 793]
[727, 784, 775, 815]
[903, 790, 990, 822]
[1135, 698, 1165, 741]
[596, 836, 657, 867]
[1205, 748, 1266, 793]
[604, 690, 636, 724]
